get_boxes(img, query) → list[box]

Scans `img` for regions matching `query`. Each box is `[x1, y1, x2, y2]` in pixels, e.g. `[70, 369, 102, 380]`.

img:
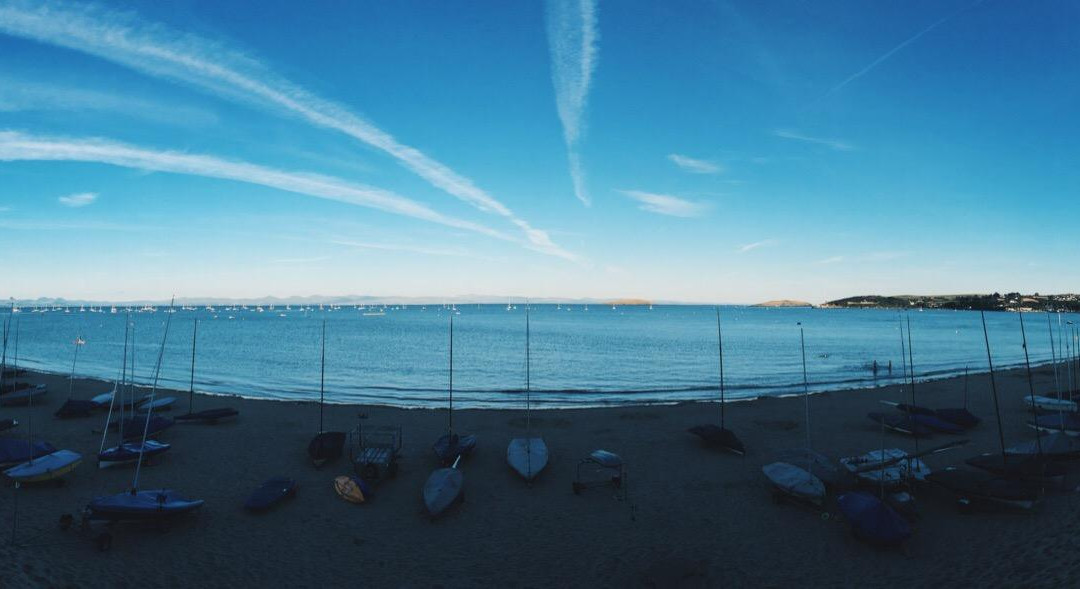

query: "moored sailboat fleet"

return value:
[2, 304, 1080, 551]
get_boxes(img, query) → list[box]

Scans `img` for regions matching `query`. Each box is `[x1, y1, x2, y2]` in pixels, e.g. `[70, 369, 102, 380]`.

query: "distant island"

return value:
[822, 293, 1080, 312]
[606, 298, 652, 306]
[752, 299, 814, 308]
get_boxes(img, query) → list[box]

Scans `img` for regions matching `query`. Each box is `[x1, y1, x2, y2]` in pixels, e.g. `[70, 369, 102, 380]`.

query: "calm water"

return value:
[2, 305, 1078, 409]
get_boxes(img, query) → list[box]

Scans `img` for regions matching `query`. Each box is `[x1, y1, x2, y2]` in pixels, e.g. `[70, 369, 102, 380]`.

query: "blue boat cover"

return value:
[245, 477, 297, 511]
[837, 491, 911, 546]
[433, 433, 477, 463]
[0, 438, 57, 465]
[688, 424, 746, 454]
[55, 399, 100, 419]
[98, 440, 171, 464]
[88, 489, 204, 521]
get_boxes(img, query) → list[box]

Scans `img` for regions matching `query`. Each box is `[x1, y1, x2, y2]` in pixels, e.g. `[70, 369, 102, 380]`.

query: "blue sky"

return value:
[0, 0, 1078, 303]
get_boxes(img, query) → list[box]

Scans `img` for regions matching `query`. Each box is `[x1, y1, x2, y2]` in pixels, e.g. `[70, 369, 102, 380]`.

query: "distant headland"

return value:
[752, 299, 814, 308]
[821, 293, 1080, 312]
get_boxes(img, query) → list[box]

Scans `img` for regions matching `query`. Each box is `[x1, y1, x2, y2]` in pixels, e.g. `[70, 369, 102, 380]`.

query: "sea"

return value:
[2, 305, 1078, 409]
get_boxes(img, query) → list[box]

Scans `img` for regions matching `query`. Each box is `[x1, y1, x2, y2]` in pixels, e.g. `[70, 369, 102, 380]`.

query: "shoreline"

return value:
[4, 357, 1064, 411]
[1, 364, 1079, 586]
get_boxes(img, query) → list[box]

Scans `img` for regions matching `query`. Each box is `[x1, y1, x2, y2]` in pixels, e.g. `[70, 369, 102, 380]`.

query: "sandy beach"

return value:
[1, 364, 1078, 588]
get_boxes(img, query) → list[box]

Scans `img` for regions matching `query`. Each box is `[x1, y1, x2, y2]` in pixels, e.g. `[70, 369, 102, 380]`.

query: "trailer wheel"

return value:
[96, 532, 112, 552]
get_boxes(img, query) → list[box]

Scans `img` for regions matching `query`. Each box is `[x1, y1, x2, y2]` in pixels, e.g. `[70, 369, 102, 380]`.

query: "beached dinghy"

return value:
[774, 449, 845, 488]
[878, 401, 971, 433]
[308, 321, 345, 467]
[1005, 432, 1080, 461]
[98, 440, 171, 469]
[334, 475, 373, 504]
[87, 303, 204, 524]
[837, 491, 911, 547]
[54, 335, 97, 418]
[1029, 413, 1080, 435]
[927, 467, 1041, 512]
[688, 309, 745, 455]
[90, 388, 115, 407]
[54, 399, 100, 419]
[137, 395, 176, 411]
[866, 412, 935, 436]
[423, 455, 463, 517]
[245, 477, 298, 512]
[4, 449, 82, 484]
[0, 383, 47, 406]
[434, 314, 476, 464]
[87, 489, 205, 522]
[763, 325, 827, 509]
[763, 462, 825, 507]
[507, 307, 549, 482]
[1024, 395, 1076, 412]
[0, 439, 56, 466]
[175, 320, 239, 425]
[840, 449, 929, 488]
[964, 452, 1064, 482]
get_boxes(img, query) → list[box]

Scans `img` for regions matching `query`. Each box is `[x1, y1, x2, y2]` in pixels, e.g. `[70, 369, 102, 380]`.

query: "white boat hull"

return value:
[507, 437, 549, 482]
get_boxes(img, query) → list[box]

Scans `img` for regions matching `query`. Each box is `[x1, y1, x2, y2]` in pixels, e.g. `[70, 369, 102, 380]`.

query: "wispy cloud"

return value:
[0, 131, 514, 244]
[0, 1, 570, 259]
[814, 255, 845, 265]
[667, 154, 723, 174]
[738, 239, 778, 253]
[618, 190, 709, 218]
[58, 192, 98, 207]
[773, 129, 854, 152]
[0, 218, 153, 232]
[819, 0, 987, 102]
[546, 0, 599, 205]
[0, 206, 10, 213]
[0, 75, 217, 125]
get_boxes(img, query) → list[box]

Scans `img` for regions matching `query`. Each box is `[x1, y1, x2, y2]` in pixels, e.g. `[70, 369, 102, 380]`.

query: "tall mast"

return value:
[906, 317, 920, 458]
[525, 303, 531, 436]
[68, 333, 82, 399]
[132, 298, 175, 493]
[188, 319, 198, 414]
[1018, 312, 1042, 455]
[15, 320, 30, 466]
[319, 319, 326, 433]
[1048, 314, 1060, 402]
[100, 318, 130, 455]
[716, 307, 725, 427]
[799, 323, 812, 476]
[980, 311, 1008, 470]
[448, 313, 454, 435]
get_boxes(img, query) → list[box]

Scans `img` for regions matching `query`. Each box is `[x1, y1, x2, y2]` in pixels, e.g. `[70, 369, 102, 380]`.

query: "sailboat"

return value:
[87, 301, 204, 522]
[762, 323, 826, 507]
[966, 311, 1063, 481]
[307, 320, 345, 467]
[688, 308, 744, 455]
[99, 318, 171, 469]
[433, 313, 476, 464]
[55, 335, 101, 419]
[423, 455, 464, 517]
[927, 311, 1043, 512]
[3, 318, 82, 484]
[0, 321, 47, 406]
[507, 305, 548, 482]
[175, 320, 239, 424]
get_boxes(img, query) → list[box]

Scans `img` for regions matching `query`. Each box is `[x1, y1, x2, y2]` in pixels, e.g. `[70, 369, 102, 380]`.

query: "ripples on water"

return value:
[3, 305, 1077, 408]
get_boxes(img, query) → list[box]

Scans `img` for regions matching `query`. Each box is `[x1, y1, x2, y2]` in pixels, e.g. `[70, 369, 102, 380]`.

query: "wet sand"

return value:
[1, 364, 1078, 588]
